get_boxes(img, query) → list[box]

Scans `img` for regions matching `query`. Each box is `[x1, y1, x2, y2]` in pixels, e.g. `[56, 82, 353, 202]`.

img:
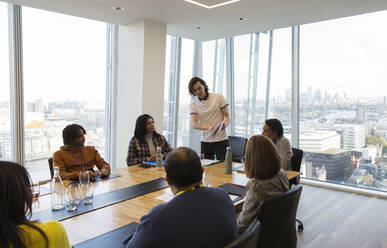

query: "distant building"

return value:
[335, 124, 366, 150]
[0, 130, 12, 160]
[356, 104, 366, 124]
[304, 148, 352, 180]
[299, 130, 340, 152]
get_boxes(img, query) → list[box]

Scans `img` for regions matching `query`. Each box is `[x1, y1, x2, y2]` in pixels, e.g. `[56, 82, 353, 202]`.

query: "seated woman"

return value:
[127, 114, 173, 166]
[237, 135, 289, 233]
[0, 161, 71, 248]
[53, 124, 111, 180]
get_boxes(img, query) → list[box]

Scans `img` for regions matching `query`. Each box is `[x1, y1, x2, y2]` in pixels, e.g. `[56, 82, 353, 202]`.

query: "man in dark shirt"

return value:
[125, 147, 238, 248]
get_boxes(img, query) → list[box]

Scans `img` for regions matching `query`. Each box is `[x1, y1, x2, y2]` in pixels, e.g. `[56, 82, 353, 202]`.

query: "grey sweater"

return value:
[237, 169, 289, 233]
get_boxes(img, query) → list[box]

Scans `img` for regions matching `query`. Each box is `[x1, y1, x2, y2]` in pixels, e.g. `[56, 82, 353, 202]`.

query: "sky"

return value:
[0, 3, 107, 103]
[2, 3, 387, 104]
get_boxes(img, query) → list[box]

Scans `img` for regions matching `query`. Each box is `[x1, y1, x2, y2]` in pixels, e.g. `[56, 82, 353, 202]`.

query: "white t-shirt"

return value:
[190, 93, 229, 142]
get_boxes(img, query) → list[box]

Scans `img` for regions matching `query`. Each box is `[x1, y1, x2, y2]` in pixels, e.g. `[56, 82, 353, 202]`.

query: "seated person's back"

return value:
[18, 220, 70, 248]
[126, 147, 238, 248]
[0, 161, 70, 248]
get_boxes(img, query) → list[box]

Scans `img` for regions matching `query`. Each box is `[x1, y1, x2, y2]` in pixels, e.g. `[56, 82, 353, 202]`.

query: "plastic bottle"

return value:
[225, 147, 232, 174]
[156, 146, 162, 168]
[51, 166, 65, 210]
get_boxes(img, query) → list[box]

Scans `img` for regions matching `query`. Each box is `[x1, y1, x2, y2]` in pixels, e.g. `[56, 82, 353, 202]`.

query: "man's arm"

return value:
[221, 107, 231, 130]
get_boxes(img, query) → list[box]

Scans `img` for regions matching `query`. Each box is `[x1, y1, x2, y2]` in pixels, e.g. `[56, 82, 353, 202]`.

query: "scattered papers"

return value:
[201, 159, 221, 167]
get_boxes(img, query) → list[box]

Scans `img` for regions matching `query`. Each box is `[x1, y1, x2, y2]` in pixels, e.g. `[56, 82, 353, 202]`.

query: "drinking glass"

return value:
[83, 182, 94, 204]
[203, 171, 213, 187]
[67, 182, 80, 211]
[31, 183, 40, 200]
[79, 170, 90, 185]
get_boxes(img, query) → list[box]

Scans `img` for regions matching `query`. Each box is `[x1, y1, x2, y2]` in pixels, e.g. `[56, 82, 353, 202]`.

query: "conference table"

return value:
[32, 162, 301, 245]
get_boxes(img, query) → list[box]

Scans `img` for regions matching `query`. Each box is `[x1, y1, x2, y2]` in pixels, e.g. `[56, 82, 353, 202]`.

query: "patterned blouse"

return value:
[126, 133, 173, 166]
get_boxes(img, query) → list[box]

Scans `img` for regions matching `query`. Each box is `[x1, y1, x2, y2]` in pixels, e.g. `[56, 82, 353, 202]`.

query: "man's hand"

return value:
[101, 168, 109, 178]
[206, 124, 217, 131]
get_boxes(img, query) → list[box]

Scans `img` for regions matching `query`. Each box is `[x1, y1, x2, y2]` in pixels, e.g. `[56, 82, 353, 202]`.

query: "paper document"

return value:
[201, 159, 221, 167]
[209, 119, 225, 141]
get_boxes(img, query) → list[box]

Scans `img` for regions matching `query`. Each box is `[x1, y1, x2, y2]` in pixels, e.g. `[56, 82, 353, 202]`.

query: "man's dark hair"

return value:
[188, 77, 209, 96]
[134, 114, 160, 140]
[164, 147, 203, 187]
[265, 119, 283, 138]
[62, 124, 86, 146]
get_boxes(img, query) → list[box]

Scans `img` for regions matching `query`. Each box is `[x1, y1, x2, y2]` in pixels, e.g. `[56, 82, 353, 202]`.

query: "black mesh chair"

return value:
[48, 158, 54, 179]
[223, 219, 260, 248]
[256, 185, 303, 248]
[228, 136, 248, 162]
[289, 147, 304, 232]
[289, 148, 303, 187]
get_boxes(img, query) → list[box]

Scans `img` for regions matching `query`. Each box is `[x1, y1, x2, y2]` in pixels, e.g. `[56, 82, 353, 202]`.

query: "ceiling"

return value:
[4, 0, 387, 41]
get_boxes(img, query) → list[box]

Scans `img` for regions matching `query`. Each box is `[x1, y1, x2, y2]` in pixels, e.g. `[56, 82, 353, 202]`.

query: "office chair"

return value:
[256, 185, 303, 248]
[48, 158, 54, 179]
[228, 136, 248, 162]
[223, 219, 260, 248]
[290, 147, 304, 232]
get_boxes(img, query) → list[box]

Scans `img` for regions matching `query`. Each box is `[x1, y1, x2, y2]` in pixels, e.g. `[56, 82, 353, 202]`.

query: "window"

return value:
[163, 35, 172, 138]
[300, 11, 387, 192]
[22, 7, 107, 182]
[176, 38, 194, 147]
[267, 28, 292, 130]
[233, 32, 271, 137]
[0, 2, 12, 161]
[202, 39, 227, 96]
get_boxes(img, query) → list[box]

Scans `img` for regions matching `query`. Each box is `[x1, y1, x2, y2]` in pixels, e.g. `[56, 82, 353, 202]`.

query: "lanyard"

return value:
[67, 149, 86, 170]
[175, 184, 202, 196]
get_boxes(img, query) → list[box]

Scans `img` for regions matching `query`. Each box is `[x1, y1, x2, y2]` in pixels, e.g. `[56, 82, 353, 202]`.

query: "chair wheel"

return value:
[297, 224, 304, 232]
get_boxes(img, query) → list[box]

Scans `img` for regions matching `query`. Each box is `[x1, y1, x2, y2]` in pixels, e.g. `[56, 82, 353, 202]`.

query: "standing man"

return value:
[188, 77, 231, 160]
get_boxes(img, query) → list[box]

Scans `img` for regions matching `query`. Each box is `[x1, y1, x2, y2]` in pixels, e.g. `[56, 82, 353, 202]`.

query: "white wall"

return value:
[115, 20, 166, 168]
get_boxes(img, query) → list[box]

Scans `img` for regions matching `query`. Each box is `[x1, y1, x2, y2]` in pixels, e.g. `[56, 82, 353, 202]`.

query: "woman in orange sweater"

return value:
[0, 161, 71, 248]
[53, 124, 111, 180]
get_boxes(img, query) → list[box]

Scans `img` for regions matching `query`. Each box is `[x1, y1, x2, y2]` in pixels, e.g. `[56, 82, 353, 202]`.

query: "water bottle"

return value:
[225, 147, 232, 174]
[51, 166, 65, 210]
[156, 146, 162, 168]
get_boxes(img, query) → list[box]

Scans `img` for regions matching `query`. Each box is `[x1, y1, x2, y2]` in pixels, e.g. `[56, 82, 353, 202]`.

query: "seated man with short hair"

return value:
[125, 147, 238, 248]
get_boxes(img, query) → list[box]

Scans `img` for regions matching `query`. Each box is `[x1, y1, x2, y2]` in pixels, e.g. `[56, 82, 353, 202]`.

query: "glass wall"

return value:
[22, 7, 107, 181]
[267, 28, 292, 129]
[300, 11, 387, 192]
[163, 35, 171, 138]
[176, 38, 194, 147]
[0, 2, 12, 161]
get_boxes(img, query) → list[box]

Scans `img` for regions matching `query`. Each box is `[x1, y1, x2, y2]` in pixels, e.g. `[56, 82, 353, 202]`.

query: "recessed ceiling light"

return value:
[185, 0, 241, 9]
[112, 6, 124, 11]
[239, 17, 247, 21]
[196, 26, 204, 30]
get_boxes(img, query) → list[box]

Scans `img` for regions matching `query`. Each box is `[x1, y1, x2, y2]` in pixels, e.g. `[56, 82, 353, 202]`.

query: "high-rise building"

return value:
[356, 104, 367, 124]
[304, 148, 352, 180]
[299, 130, 341, 152]
[335, 124, 366, 150]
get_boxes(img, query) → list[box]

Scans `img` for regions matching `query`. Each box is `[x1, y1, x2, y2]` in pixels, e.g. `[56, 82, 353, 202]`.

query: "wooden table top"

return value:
[32, 162, 299, 245]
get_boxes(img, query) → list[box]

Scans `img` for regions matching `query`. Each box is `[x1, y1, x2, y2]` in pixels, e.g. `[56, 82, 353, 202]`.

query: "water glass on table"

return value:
[79, 170, 90, 185]
[203, 171, 213, 187]
[83, 182, 94, 204]
[67, 182, 80, 211]
[31, 183, 40, 201]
